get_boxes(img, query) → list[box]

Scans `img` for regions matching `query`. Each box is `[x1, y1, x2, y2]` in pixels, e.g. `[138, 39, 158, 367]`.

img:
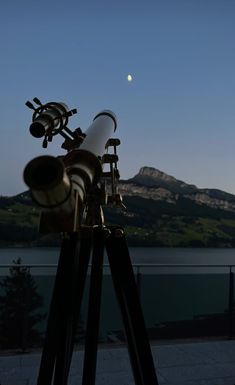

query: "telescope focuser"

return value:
[102, 139, 126, 210]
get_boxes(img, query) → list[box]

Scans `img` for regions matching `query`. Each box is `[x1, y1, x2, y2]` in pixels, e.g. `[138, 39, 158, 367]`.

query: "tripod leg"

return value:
[37, 231, 91, 385]
[82, 226, 105, 385]
[106, 227, 159, 385]
[37, 235, 78, 385]
[53, 229, 92, 385]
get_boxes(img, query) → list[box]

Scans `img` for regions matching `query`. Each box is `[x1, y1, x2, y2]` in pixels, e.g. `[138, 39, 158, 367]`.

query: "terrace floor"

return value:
[1, 339, 235, 385]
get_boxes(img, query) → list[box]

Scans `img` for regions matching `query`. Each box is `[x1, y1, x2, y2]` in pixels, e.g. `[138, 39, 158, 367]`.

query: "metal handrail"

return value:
[1, 263, 235, 268]
[0, 264, 57, 268]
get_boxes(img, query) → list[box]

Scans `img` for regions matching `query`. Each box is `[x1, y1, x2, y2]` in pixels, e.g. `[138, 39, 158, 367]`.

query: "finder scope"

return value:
[25, 98, 78, 148]
[29, 102, 69, 138]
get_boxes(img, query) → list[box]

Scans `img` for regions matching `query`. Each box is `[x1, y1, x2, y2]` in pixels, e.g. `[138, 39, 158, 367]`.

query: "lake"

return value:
[1, 246, 235, 341]
[1, 246, 235, 266]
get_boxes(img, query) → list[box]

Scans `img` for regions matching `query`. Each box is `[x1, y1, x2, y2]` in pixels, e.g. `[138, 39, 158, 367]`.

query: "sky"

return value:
[0, 0, 235, 196]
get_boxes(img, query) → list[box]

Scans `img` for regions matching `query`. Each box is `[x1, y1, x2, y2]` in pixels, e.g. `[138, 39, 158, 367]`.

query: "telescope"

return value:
[24, 99, 120, 232]
[23, 98, 159, 385]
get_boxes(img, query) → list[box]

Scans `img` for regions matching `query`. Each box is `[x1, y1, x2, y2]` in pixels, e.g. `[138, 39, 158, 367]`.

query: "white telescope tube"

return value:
[80, 110, 117, 157]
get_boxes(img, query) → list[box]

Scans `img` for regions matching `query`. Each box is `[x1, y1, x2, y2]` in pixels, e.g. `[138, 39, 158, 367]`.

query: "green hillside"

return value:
[1, 192, 235, 247]
[105, 196, 235, 247]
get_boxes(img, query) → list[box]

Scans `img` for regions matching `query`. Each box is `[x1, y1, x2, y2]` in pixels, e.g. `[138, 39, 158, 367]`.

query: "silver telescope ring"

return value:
[43, 102, 69, 135]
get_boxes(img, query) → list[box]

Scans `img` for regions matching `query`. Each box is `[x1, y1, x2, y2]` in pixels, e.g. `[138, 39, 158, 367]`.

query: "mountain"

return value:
[1, 166, 235, 247]
[106, 167, 235, 247]
[117, 167, 235, 212]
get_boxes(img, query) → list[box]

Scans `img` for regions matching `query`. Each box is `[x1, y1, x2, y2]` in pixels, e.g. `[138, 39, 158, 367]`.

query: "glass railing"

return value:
[0, 263, 234, 351]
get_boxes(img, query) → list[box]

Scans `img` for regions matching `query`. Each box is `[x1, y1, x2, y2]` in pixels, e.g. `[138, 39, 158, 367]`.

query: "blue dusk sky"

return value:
[0, 0, 235, 196]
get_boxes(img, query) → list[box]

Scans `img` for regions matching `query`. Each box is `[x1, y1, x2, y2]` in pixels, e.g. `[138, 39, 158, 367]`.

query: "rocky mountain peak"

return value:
[138, 167, 178, 183]
[131, 166, 196, 191]
[121, 166, 235, 213]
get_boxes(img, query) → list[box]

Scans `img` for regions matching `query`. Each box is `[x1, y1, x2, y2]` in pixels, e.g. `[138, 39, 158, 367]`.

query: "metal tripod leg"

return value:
[53, 228, 92, 385]
[106, 227, 159, 385]
[37, 230, 92, 385]
[82, 226, 105, 385]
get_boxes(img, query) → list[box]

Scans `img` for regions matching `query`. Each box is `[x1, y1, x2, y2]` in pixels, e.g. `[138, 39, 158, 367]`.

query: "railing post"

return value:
[136, 266, 142, 301]
[228, 266, 234, 339]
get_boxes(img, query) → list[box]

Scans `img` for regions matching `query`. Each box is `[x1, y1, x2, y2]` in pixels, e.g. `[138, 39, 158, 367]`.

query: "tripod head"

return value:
[24, 98, 123, 232]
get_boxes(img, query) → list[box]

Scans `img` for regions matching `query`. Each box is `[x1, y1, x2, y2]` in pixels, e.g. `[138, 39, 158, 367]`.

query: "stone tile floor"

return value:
[1, 339, 235, 385]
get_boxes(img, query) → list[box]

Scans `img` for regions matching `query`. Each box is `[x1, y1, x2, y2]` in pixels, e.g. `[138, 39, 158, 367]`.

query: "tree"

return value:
[0, 258, 45, 350]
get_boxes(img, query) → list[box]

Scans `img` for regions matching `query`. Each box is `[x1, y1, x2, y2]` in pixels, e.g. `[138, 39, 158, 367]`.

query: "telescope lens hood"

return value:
[93, 110, 117, 131]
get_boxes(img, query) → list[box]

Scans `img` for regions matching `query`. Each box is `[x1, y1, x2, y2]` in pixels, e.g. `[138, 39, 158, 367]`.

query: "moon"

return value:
[127, 74, 133, 82]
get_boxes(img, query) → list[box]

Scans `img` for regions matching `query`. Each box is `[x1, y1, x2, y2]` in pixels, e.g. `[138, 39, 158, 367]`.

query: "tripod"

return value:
[36, 225, 159, 385]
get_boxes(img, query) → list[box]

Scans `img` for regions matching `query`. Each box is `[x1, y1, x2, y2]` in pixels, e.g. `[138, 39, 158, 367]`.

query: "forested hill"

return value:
[2, 167, 235, 247]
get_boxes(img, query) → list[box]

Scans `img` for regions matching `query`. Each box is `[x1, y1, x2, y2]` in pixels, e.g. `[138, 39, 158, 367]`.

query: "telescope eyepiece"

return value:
[30, 121, 46, 138]
[24, 156, 64, 191]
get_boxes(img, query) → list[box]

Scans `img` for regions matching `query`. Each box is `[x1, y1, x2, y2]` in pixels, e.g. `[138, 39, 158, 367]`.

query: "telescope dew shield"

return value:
[80, 110, 117, 156]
